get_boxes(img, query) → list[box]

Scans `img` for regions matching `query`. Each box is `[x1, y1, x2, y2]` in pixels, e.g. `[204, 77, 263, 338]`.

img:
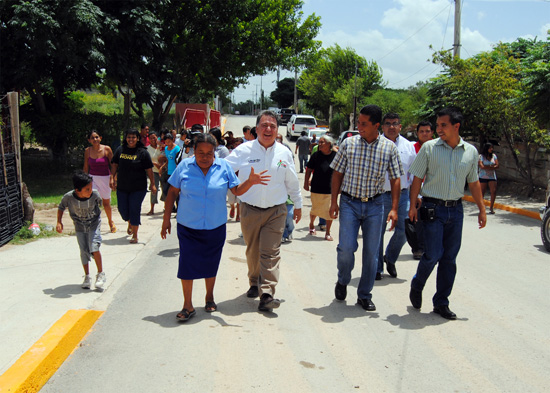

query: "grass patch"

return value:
[10, 221, 63, 245]
[22, 155, 117, 205]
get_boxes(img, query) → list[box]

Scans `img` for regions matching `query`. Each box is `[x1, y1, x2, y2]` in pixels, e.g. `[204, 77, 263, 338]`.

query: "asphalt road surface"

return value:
[42, 116, 549, 392]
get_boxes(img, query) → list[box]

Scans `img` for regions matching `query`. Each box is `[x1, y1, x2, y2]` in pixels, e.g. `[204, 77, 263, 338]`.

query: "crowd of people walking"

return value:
[59, 106, 494, 323]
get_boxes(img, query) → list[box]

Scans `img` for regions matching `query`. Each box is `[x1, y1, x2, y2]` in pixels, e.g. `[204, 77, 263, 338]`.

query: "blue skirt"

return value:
[176, 223, 226, 280]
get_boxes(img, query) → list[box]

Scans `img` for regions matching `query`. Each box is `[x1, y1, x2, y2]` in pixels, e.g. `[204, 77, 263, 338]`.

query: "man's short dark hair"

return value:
[359, 105, 382, 125]
[437, 107, 463, 129]
[243, 125, 251, 134]
[140, 123, 148, 130]
[382, 112, 400, 123]
[250, 127, 257, 139]
[416, 120, 432, 132]
[256, 110, 279, 127]
[301, 131, 307, 136]
[73, 171, 93, 190]
[191, 124, 204, 133]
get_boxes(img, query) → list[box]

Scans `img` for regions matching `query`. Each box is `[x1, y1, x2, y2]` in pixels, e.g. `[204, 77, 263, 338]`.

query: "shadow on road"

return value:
[385, 306, 469, 330]
[43, 284, 99, 298]
[304, 299, 379, 323]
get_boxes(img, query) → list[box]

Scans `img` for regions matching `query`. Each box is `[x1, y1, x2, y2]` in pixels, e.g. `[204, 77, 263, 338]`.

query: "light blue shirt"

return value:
[165, 145, 181, 175]
[168, 157, 239, 230]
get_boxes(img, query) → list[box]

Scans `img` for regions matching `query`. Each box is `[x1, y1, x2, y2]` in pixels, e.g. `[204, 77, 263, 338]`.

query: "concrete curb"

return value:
[462, 195, 541, 220]
[0, 309, 103, 393]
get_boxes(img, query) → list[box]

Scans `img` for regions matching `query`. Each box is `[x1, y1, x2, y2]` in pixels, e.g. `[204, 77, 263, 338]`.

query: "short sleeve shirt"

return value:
[58, 190, 102, 232]
[409, 138, 479, 200]
[478, 154, 497, 180]
[112, 145, 153, 192]
[169, 157, 239, 230]
[306, 150, 336, 194]
[330, 135, 403, 198]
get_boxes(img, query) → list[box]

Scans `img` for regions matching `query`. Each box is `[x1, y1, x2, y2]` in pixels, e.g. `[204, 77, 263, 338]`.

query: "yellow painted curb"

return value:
[0, 309, 104, 393]
[462, 195, 541, 221]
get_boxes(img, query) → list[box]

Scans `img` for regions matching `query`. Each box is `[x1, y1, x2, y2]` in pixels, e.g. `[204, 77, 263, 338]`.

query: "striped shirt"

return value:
[409, 137, 479, 200]
[330, 135, 403, 198]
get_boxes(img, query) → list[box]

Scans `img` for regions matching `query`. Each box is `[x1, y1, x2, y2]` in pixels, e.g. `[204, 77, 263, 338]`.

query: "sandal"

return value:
[146, 211, 154, 216]
[325, 234, 333, 241]
[309, 228, 316, 235]
[489, 210, 495, 214]
[205, 301, 217, 313]
[109, 223, 117, 233]
[176, 308, 196, 321]
[229, 206, 235, 218]
[127, 226, 133, 236]
[129, 237, 138, 244]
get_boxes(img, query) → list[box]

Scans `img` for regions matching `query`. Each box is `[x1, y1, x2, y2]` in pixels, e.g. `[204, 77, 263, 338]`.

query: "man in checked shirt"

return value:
[329, 105, 403, 311]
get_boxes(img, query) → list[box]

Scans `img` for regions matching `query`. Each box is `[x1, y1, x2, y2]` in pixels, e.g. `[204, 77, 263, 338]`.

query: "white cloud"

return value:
[540, 23, 550, 37]
[477, 11, 485, 21]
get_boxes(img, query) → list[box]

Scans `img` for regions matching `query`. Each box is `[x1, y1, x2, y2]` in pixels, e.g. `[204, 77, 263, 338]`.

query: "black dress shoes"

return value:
[433, 305, 457, 320]
[335, 282, 347, 300]
[246, 285, 259, 298]
[385, 256, 397, 278]
[357, 298, 376, 311]
[409, 287, 422, 309]
[258, 294, 280, 311]
[375, 272, 382, 281]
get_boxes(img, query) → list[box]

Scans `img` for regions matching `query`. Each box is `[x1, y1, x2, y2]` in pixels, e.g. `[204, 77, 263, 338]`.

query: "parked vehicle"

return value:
[540, 178, 550, 252]
[308, 128, 327, 141]
[279, 108, 296, 125]
[286, 115, 317, 140]
[337, 130, 359, 146]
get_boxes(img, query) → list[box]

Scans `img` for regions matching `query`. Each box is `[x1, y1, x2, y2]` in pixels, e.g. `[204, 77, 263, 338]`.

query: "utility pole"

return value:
[352, 59, 358, 130]
[293, 68, 298, 111]
[453, 0, 461, 58]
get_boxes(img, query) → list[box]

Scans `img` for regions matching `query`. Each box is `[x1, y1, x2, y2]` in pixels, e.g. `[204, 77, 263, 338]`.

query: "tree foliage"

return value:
[270, 77, 297, 108]
[298, 45, 383, 121]
[423, 36, 550, 194]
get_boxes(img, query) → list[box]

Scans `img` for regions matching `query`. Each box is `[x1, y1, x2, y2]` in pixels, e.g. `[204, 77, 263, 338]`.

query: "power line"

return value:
[376, 2, 453, 62]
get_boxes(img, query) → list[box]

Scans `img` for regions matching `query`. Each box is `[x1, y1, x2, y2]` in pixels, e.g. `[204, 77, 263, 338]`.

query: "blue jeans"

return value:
[298, 154, 308, 172]
[411, 201, 464, 307]
[336, 194, 384, 300]
[282, 204, 294, 239]
[378, 189, 410, 273]
[117, 189, 147, 226]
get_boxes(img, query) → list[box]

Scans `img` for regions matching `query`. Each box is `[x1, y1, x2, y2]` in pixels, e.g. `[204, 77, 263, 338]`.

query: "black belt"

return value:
[341, 192, 381, 202]
[422, 197, 462, 207]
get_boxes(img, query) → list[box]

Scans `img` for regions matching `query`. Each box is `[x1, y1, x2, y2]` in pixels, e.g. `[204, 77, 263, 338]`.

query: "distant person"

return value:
[226, 110, 302, 312]
[376, 113, 416, 280]
[161, 133, 181, 204]
[276, 133, 292, 152]
[295, 130, 311, 173]
[111, 128, 157, 243]
[146, 131, 162, 215]
[479, 142, 499, 214]
[276, 134, 295, 243]
[329, 104, 403, 312]
[209, 127, 229, 158]
[161, 133, 269, 321]
[140, 124, 150, 147]
[83, 130, 116, 233]
[407, 121, 433, 259]
[414, 120, 434, 153]
[408, 107, 486, 320]
[57, 171, 106, 290]
[242, 125, 256, 142]
[304, 135, 336, 241]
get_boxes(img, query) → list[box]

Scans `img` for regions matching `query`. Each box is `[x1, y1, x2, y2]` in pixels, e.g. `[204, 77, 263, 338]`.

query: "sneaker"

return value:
[282, 237, 288, 243]
[81, 275, 92, 289]
[95, 272, 106, 289]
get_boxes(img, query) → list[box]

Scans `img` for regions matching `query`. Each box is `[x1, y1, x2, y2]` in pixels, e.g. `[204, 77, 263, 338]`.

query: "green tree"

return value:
[270, 78, 297, 108]
[1, 0, 107, 158]
[426, 44, 550, 195]
[299, 44, 383, 121]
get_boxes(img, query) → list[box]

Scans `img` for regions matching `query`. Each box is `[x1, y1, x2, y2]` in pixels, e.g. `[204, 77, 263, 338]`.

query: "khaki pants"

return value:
[240, 202, 286, 296]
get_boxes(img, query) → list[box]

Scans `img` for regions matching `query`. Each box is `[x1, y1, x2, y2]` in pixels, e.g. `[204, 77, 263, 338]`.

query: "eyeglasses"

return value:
[383, 122, 400, 127]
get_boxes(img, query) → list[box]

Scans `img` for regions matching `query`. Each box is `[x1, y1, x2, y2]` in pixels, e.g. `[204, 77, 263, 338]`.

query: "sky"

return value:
[232, 0, 550, 104]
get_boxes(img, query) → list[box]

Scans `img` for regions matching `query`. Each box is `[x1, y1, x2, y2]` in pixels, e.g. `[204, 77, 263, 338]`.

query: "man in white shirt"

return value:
[377, 113, 417, 279]
[226, 110, 302, 312]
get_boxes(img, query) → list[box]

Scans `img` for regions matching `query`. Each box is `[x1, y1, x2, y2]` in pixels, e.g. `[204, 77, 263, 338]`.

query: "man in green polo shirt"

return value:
[408, 107, 486, 320]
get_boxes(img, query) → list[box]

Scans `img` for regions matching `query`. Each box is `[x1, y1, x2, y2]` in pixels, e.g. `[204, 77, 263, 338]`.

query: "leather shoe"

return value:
[334, 282, 347, 300]
[258, 294, 280, 311]
[385, 256, 397, 278]
[357, 298, 376, 311]
[246, 285, 259, 298]
[375, 272, 382, 281]
[433, 305, 457, 320]
[409, 287, 422, 309]
[413, 250, 423, 260]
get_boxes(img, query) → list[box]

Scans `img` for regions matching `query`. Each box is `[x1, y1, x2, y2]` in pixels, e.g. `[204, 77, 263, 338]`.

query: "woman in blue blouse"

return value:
[160, 133, 269, 321]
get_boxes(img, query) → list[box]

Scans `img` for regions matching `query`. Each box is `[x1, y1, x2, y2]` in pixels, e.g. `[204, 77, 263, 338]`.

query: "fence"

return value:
[0, 92, 23, 247]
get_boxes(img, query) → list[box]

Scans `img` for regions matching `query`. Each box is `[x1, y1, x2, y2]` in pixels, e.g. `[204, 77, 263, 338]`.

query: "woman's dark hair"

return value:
[163, 133, 173, 140]
[481, 142, 494, 160]
[195, 133, 217, 150]
[73, 170, 93, 190]
[123, 128, 143, 147]
[87, 129, 101, 139]
[148, 131, 158, 137]
[209, 127, 225, 146]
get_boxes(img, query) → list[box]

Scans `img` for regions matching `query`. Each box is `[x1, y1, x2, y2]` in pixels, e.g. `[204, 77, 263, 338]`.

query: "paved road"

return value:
[41, 116, 549, 392]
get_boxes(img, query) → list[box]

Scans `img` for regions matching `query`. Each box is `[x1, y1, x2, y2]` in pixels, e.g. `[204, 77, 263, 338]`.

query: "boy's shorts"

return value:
[76, 226, 102, 265]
